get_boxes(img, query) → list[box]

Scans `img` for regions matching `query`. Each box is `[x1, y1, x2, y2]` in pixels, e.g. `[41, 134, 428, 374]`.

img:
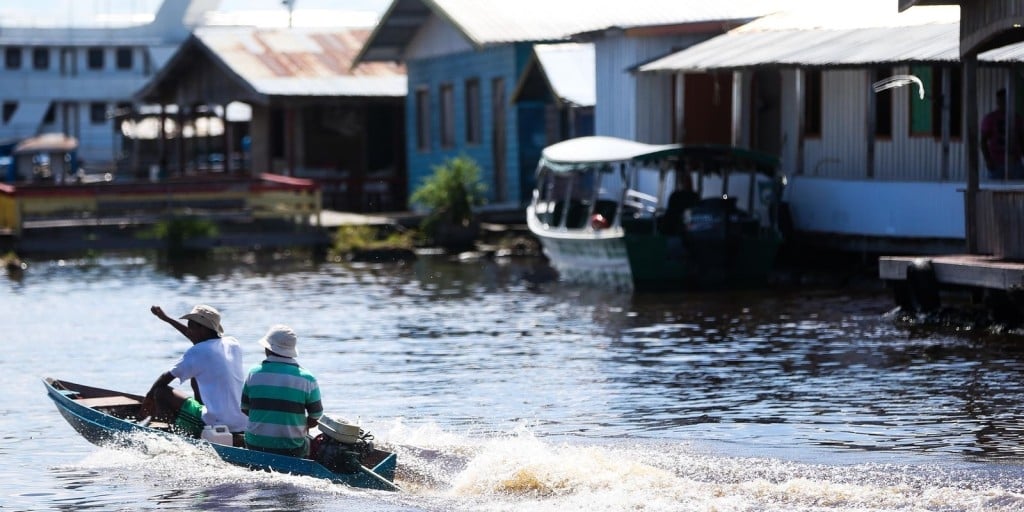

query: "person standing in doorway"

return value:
[981, 88, 1024, 180]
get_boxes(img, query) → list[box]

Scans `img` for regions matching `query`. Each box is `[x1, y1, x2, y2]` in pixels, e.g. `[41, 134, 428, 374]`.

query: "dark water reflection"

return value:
[5, 251, 1024, 511]
[608, 288, 1024, 457]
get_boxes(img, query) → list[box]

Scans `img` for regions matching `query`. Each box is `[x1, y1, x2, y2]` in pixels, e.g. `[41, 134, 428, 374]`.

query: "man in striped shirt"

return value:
[241, 324, 323, 457]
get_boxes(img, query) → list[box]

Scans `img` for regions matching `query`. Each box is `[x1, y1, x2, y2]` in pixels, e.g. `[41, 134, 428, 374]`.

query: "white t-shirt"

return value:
[169, 335, 248, 432]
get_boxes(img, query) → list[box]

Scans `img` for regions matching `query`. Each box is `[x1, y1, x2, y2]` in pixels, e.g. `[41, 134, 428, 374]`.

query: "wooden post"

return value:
[941, 66, 951, 181]
[674, 72, 685, 144]
[285, 106, 295, 177]
[965, 53, 979, 254]
[223, 108, 233, 174]
[176, 107, 186, 177]
[130, 103, 140, 179]
[1007, 68, 1019, 181]
[158, 105, 167, 178]
[731, 70, 743, 147]
[866, 70, 876, 179]
[795, 68, 805, 176]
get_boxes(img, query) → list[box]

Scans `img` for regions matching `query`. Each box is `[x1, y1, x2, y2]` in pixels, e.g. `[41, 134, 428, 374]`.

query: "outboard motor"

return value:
[311, 415, 375, 474]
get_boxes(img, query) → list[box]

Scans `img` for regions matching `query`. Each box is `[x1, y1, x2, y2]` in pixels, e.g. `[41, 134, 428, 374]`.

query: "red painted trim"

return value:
[259, 173, 318, 188]
[3, 175, 319, 198]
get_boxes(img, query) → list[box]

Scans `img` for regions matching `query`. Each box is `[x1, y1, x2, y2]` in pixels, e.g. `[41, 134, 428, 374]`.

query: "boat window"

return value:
[593, 166, 621, 225]
[564, 168, 597, 229]
[533, 168, 571, 227]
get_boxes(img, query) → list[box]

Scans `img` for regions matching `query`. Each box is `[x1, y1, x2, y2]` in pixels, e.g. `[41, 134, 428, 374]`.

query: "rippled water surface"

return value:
[3, 252, 1024, 511]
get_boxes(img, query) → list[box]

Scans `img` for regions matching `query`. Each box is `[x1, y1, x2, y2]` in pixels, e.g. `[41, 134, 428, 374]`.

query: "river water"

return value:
[2, 251, 1024, 511]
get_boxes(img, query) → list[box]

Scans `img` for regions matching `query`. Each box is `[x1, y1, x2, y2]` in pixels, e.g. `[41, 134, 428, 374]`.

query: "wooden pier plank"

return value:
[879, 254, 1024, 290]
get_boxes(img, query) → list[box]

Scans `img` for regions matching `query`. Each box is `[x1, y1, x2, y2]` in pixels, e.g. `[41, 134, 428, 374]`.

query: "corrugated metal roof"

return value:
[534, 43, 595, 107]
[640, 5, 965, 72]
[358, 0, 804, 63]
[977, 41, 1024, 62]
[432, 0, 793, 44]
[194, 27, 406, 97]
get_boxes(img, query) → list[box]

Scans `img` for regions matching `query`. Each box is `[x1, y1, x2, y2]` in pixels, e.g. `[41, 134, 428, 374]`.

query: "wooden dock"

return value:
[0, 174, 324, 255]
[879, 254, 1024, 291]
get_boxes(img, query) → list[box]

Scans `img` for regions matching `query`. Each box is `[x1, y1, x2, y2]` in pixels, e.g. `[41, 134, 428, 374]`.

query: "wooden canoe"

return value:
[43, 377, 400, 491]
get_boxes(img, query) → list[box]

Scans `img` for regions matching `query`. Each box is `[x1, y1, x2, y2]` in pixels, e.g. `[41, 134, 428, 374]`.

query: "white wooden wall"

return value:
[594, 33, 713, 144]
[773, 65, 1015, 183]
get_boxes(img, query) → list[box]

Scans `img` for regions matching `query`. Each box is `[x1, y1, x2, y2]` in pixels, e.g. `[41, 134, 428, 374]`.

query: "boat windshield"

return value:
[533, 163, 625, 229]
[531, 138, 782, 233]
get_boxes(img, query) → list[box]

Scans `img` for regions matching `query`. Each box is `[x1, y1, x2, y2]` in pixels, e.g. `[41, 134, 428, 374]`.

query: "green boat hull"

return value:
[624, 230, 783, 290]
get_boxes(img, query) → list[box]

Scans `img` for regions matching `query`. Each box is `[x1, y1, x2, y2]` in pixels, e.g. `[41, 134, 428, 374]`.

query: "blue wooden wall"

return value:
[405, 42, 546, 207]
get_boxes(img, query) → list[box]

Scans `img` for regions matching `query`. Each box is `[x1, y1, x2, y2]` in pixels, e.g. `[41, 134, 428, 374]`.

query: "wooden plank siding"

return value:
[405, 44, 528, 204]
[959, 0, 1024, 55]
[594, 32, 714, 144]
[765, 65, 1017, 184]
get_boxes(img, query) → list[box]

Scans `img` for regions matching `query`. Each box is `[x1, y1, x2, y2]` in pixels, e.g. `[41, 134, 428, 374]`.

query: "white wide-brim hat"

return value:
[258, 324, 298, 358]
[180, 304, 224, 335]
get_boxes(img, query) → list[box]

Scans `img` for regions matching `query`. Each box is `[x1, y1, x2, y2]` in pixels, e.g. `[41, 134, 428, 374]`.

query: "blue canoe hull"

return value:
[43, 377, 399, 491]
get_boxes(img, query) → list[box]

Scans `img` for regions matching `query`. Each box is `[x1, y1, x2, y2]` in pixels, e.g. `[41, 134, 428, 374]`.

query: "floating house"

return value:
[354, 0, 790, 210]
[639, 1, 1024, 254]
[510, 43, 596, 144]
[132, 27, 408, 212]
[0, 0, 217, 174]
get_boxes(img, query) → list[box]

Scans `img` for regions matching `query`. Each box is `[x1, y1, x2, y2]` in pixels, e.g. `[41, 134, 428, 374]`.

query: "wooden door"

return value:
[682, 72, 733, 145]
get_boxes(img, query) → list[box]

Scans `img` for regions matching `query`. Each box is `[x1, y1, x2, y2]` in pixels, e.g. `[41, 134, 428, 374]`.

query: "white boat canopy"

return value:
[540, 136, 680, 172]
[13, 133, 78, 154]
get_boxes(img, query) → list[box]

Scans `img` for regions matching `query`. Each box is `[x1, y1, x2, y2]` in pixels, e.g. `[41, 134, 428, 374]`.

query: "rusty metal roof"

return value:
[357, 0, 803, 63]
[640, 5, 964, 72]
[192, 26, 406, 98]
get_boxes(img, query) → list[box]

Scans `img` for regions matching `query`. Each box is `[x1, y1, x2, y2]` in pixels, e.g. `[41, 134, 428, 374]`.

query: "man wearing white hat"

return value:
[142, 304, 248, 439]
[241, 324, 323, 457]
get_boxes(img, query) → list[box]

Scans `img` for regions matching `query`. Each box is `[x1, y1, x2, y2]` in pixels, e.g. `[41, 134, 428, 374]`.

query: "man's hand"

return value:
[151, 305, 169, 321]
[140, 394, 156, 420]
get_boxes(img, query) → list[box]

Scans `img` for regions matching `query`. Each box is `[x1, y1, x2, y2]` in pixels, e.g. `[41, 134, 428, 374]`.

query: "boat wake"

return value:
[377, 420, 1024, 511]
[55, 423, 1024, 511]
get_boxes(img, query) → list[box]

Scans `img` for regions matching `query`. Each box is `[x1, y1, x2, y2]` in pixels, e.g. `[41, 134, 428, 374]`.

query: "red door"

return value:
[682, 72, 733, 145]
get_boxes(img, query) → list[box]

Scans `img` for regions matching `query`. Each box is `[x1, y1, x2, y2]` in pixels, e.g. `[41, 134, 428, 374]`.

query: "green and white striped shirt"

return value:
[241, 355, 323, 452]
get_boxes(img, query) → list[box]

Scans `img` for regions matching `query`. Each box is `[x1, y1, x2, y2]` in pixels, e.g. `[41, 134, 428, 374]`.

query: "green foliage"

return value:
[141, 217, 219, 257]
[139, 217, 219, 241]
[409, 156, 487, 235]
[331, 225, 414, 254]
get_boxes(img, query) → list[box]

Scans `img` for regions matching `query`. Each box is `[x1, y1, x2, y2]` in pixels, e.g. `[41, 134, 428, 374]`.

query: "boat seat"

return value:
[76, 395, 143, 408]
